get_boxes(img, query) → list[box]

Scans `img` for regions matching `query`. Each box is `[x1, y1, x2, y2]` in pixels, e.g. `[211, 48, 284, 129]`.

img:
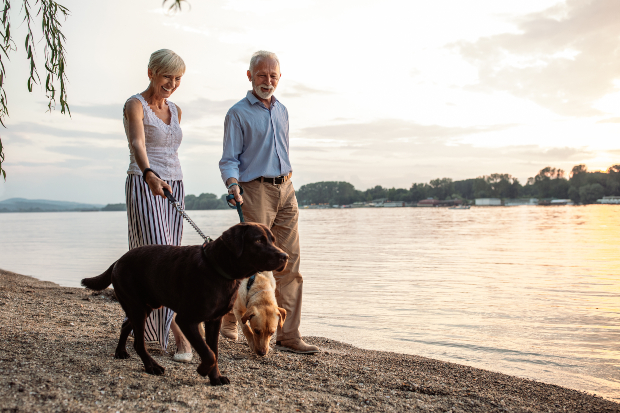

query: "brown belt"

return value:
[253, 172, 292, 185]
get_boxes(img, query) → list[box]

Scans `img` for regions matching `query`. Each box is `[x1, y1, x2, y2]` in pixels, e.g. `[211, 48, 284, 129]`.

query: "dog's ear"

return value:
[222, 224, 246, 258]
[277, 307, 287, 329]
[241, 307, 256, 325]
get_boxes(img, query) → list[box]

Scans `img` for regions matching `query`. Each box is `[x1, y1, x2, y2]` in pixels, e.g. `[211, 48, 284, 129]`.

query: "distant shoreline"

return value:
[2, 203, 619, 213]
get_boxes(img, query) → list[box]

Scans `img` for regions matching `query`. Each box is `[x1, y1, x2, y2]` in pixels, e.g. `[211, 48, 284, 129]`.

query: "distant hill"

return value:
[0, 198, 104, 213]
[101, 203, 127, 211]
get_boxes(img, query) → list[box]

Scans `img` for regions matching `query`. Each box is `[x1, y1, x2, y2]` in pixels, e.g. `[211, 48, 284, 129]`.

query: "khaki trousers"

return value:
[225, 179, 303, 341]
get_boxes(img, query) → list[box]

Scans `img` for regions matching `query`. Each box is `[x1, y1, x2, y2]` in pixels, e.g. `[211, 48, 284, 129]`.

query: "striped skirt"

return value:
[125, 174, 184, 351]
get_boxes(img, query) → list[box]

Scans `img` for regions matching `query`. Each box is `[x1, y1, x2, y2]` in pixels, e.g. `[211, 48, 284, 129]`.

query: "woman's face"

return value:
[148, 69, 182, 98]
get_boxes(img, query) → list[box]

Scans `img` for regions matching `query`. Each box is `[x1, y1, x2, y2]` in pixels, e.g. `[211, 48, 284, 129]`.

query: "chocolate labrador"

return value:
[81, 222, 288, 386]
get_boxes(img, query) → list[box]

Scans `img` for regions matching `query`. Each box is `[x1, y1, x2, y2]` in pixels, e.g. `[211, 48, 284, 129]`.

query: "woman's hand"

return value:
[145, 171, 172, 198]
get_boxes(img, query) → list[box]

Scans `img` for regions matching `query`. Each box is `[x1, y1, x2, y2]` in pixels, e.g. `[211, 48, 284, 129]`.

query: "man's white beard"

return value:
[253, 81, 275, 100]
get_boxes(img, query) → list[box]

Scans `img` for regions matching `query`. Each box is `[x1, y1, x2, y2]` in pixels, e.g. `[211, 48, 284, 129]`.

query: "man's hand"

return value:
[145, 172, 172, 198]
[227, 178, 244, 206]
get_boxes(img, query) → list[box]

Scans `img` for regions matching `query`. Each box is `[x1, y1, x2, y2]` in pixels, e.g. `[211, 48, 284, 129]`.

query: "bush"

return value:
[578, 184, 605, 204]
[185, 193, 228, 210]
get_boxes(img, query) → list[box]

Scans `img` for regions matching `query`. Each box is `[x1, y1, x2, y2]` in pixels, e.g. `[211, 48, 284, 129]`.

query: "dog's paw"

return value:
[145, 364, 165, 376]
[114, 350, 130, 359]
[210, 375, 230, 386]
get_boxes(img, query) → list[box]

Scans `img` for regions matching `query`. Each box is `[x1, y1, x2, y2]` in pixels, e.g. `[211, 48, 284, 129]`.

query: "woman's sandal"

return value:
[172, 352, 193, 363]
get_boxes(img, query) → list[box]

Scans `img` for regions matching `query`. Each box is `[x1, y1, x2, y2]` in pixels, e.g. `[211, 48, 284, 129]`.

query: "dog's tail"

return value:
[81, 261, 116, 291]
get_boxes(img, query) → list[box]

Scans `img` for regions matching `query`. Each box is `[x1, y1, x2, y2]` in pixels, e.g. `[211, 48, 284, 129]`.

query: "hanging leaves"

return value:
[163, 0, 187, 12]
[0, 0, 71, 181]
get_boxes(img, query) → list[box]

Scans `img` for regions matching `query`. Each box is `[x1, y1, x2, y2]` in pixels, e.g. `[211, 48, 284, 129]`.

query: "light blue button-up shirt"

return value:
[219, 91, 292, 183]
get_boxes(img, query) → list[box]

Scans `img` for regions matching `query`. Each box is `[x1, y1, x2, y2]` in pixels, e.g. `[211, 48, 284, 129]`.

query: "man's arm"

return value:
[219, 112, 244, 205]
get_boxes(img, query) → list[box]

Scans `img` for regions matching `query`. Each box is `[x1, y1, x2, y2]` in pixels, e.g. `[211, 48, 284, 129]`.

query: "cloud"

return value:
[280, 82, 332, 98]
[597, 117, 620, 124]
[177, 97, 238, 121]
[299, 119, 515, 143]
[7, 122, 120, 140]
[70, 104, 121, 120]
[453, 0, 620, 117]
[290, 138, 598, 190]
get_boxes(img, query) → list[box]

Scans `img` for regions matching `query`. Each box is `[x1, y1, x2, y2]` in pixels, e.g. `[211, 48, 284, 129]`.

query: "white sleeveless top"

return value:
[125, 94, 183, 181]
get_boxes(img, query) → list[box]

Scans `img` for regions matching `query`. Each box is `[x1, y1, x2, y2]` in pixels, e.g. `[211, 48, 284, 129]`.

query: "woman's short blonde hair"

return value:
[148, 49, 186, 76]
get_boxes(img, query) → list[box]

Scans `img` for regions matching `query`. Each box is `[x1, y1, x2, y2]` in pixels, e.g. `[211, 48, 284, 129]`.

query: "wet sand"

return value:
[0, 268, 618, 412]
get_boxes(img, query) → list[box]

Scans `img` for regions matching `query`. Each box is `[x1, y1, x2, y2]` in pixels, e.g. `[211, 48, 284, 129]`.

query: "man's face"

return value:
[247, 58, 281, 101]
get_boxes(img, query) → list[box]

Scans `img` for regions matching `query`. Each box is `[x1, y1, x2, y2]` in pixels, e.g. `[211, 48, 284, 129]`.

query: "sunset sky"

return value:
[1, 0, 618, 204]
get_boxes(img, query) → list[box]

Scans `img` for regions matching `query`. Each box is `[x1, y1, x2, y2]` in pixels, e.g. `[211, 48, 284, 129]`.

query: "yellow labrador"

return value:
[233, 271, 286, 356]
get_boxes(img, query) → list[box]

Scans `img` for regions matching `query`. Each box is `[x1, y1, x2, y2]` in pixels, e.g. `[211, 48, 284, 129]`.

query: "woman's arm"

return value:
[177, 104, 182, 124]
[124, 98, 172, 198]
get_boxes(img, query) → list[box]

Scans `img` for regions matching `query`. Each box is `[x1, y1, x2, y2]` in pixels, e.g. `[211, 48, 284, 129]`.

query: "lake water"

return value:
[0, 206, 618, 400]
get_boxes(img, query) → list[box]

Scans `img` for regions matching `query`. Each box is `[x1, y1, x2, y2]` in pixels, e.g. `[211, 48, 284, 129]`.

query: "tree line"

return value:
[295, 164, 620, 206]
[101, 164, 620, 211]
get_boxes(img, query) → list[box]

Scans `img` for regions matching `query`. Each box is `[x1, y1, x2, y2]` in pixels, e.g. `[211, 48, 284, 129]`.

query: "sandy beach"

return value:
[0, 268, 618, 413]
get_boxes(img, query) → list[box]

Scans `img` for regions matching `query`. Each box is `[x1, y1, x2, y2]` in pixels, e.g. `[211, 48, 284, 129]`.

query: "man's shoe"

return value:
[274, 338, 320, 354]
[220, 316, 238, 340]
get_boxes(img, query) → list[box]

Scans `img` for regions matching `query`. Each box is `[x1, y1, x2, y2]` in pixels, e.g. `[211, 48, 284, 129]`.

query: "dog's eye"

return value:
[254, 329, 261, 335]
[255, 239, 262, 244]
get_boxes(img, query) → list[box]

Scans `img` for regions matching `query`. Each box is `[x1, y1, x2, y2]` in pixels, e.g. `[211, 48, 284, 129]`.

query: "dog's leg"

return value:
[127, 308, 165, 376]
[175, 315, 229, 386]
[115, 318, 132, 359]
[203, 318, 230, 385]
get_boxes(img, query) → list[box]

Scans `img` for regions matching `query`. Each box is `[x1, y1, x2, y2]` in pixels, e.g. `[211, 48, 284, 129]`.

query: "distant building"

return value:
[384, 201, 405, 207]
[371, 198, 388, 207]
[438, 199, 463, 207]
[550, 199, 573, 205]
[597, 196, 620, 204]
[504, 198, 538, 206]
[475, 198, 502, 206]
[417, 199, 439, 207]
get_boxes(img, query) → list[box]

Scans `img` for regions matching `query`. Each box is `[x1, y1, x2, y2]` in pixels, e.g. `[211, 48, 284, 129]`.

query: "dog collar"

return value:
[202, 243, 235, 280]
[246, 274, 256, 291]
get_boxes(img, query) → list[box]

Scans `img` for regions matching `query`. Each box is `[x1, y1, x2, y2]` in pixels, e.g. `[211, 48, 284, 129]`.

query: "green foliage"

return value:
[185, 192, 228, 210]
[295, 163, 620, 206]
[579, 183, 605, 204]
[163, 0, 187, 12]
[296, 181, 363, 205]
[0, 0, 71, 180]
[101, 203, 126, 211]
[429, 178, 454, 200]
[410, 183, 430, 202]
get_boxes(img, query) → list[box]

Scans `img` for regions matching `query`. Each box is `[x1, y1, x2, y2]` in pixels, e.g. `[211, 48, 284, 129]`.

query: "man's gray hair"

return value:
[249, 50, 280, 72]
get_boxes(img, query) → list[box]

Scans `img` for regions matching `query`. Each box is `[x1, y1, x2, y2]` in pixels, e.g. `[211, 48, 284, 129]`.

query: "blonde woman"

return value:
[123, 49, 192, 362]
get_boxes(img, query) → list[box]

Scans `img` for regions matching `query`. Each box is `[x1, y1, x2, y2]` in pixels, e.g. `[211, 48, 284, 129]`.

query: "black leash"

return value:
[225, 186, 256, 290]
[142, 170, 254, 283]
[143, 168, 212, 242]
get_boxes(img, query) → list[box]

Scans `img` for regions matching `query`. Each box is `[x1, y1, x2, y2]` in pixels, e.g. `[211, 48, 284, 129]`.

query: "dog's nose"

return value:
[257, 349, 267, 357]
[279, 252, 288, 263]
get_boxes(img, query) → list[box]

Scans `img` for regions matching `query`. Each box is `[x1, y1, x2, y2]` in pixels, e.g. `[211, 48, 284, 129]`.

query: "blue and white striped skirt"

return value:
[125, 174, 184, 351]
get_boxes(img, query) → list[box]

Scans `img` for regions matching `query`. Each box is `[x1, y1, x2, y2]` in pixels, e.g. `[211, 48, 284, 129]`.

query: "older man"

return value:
[219, 51, 319, 354]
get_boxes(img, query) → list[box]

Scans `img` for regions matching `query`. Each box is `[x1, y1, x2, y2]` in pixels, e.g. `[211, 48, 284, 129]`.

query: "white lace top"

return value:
[125, 93, 183, 181]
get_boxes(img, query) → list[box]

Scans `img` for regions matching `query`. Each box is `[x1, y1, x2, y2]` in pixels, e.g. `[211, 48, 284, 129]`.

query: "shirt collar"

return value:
[246, 90, 278, 108]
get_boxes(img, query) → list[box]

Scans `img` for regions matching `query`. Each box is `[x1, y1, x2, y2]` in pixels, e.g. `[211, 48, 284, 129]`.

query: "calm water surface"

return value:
[0, 206, 618, 400]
